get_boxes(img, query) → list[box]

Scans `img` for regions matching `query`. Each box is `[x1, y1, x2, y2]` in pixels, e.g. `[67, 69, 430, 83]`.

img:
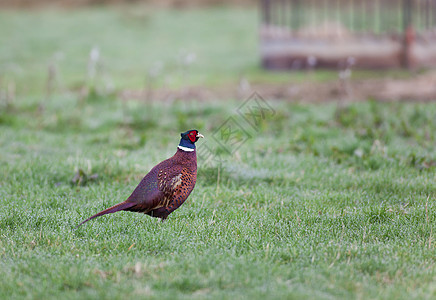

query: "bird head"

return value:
[178, 129, 204, 151]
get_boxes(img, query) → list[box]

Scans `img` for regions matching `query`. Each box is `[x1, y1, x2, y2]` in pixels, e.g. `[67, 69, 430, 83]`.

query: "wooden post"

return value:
[402, 0, 415, 69]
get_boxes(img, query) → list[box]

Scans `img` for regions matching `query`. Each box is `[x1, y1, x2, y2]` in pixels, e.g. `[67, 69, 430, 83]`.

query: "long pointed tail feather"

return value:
[76, 201, 136, 228]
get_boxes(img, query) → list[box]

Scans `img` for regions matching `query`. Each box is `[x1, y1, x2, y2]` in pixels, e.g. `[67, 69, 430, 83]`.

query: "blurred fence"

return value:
[260, 0, 436, 69]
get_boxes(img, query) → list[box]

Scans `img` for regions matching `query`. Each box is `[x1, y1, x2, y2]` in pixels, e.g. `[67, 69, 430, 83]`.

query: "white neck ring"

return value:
[178, 145, 195, 152]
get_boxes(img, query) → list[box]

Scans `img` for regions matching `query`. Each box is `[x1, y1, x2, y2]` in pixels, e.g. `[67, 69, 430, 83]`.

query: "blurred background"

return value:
[1, 0, 435, 105]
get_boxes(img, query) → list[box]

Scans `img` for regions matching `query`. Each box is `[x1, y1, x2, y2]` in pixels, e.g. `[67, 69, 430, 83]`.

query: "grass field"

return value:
[1, 5, 436, 300]
[0, 5, 261, 94]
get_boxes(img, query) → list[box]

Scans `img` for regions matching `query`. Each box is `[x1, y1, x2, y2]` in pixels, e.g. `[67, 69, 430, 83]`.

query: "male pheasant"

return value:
[77, 129, 204, 227]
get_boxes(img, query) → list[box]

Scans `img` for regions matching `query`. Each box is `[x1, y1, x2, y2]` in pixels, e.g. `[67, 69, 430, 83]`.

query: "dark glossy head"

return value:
[178, 129, 204, 150]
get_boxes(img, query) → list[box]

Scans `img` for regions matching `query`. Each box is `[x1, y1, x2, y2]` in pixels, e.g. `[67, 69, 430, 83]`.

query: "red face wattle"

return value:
[188, 130, 198, 143]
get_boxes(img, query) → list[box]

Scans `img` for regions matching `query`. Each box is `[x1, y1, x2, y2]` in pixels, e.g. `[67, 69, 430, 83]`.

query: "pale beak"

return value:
[197, 133, 204, 138]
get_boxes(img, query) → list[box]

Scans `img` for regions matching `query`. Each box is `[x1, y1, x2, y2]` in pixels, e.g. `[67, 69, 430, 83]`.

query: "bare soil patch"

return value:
[120, 71, 436, 103]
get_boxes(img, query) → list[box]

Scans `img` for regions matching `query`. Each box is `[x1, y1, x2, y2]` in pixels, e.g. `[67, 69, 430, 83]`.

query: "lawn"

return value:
[1, 4, 436, 300]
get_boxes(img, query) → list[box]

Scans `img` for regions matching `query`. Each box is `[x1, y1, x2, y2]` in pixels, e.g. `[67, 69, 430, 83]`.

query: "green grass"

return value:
[0, 6, 261, 94]
[1, 5, 436, 300]
[1, 94, 435, 299]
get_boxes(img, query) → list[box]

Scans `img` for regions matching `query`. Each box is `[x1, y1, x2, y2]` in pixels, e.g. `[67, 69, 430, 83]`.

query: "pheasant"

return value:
[77, 129, 204, 227]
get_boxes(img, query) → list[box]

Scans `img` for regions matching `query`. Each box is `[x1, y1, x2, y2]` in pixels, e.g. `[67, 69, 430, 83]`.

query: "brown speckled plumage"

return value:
[77, 130, 203, 227]
[123, 149, 197, 219]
